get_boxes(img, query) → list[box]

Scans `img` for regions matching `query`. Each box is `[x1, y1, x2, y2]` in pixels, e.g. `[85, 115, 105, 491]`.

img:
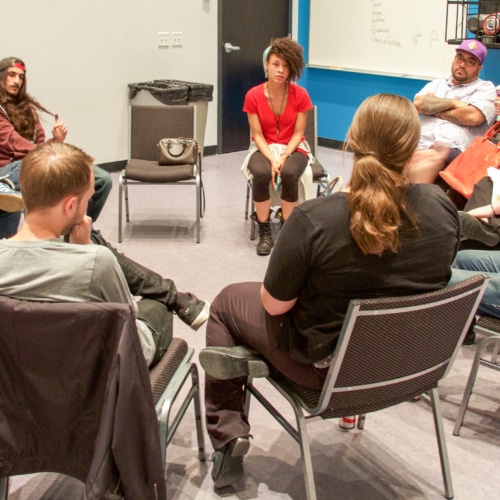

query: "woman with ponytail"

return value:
[198, 94, 460, 489]
[347, 93, 422, 256]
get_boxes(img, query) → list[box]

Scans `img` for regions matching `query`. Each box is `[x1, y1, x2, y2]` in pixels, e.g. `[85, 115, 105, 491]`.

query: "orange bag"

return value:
[439, 120, 500, 199]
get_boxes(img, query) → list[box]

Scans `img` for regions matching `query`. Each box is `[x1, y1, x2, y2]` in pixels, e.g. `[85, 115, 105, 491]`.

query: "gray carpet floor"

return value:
[8, 147, 500, 499]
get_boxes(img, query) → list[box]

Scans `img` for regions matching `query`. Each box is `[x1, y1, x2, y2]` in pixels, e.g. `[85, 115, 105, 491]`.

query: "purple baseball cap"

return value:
[456, 39, 487, 64]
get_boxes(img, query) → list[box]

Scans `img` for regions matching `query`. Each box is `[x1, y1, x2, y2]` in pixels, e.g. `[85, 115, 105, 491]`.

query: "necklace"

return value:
[267, 82, 287, 138]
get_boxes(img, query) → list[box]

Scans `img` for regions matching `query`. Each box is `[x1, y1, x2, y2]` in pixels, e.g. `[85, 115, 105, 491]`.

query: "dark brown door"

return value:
[218, 0, 291, 154]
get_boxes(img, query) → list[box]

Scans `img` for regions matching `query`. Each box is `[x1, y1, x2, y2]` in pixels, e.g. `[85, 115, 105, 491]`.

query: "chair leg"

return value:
[325, 172, 331, 194]
[429, 388, 454, 499]
[190, 363, 206, 461]
[491, 339, 499, 364]
[357, 414, 366, 430]
[246, 382, 317, 499]
[0, 478, 8, 499]
[246, 180, 259, 241]
[195, 172, 201, 243]
[118, 175, 124, 243]
[244, 377, 253, 416]
[271, 411, 316, 498]
[245, 181, 251, 220]
[291, 402, 317, 500]
[124, 181, 130, 223]
[250, 219, 257, 241]
[453, 336, 500, 436]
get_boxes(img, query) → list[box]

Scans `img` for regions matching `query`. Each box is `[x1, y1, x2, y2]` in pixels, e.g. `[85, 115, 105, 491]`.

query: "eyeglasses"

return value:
[455, 53, 479, 67]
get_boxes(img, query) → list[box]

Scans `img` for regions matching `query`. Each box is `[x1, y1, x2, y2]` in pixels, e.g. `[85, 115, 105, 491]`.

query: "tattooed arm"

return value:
[414, 93, 486, 126]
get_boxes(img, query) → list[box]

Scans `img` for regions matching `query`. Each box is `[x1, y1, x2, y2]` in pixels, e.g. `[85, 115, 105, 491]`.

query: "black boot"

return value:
[275, 207, 285, 229]
[257, 221, 273, 256]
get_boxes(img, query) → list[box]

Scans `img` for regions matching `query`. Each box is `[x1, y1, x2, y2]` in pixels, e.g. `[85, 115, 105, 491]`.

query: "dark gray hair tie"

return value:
[361, 152, 379, 160]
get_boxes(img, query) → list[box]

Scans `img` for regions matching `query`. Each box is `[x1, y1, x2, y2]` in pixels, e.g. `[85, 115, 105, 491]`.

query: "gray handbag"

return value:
[157, 138, 199, 165]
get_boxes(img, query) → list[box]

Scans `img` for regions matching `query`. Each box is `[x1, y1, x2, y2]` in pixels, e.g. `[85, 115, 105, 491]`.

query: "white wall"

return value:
[1, 0, 217, 164]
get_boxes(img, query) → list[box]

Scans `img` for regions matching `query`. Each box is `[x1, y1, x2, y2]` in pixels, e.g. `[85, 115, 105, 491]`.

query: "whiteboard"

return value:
[309, 0, 456, 80]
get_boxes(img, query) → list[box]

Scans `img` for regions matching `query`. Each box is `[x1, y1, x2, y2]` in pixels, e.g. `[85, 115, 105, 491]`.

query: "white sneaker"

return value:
[338, 416, 356, 430]
[0, 181, 23, 212]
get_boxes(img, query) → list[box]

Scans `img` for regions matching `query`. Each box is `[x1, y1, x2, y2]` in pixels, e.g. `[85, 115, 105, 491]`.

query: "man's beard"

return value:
[452, 67, 474, 84]
[61, 214, 81, 237]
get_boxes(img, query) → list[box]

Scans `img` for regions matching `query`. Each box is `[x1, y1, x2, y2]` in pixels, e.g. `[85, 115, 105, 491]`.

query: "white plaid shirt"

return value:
[416, 76, 496, 152]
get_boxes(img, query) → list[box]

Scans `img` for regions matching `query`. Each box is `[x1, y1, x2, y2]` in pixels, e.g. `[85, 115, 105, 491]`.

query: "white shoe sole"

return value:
[189, 300, 210, 330]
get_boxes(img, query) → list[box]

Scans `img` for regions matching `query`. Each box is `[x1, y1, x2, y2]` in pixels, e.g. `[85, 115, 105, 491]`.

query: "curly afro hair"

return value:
[266, 37, 305, 82]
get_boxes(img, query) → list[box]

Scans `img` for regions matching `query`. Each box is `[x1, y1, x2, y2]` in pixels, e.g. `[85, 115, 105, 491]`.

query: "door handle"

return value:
[224, 42, 241, 53]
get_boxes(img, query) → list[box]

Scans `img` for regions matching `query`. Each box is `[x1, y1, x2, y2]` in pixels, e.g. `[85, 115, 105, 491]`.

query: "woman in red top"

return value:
[243, 37, 313, 255]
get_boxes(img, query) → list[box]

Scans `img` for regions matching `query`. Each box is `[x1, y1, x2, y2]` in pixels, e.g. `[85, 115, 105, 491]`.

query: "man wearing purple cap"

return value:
[408, 39, 496, 185]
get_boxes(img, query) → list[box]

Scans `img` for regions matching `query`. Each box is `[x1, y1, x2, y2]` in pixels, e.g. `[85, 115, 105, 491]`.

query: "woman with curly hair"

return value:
[198, 94, 460, 490]
[242, 37, 313, 255]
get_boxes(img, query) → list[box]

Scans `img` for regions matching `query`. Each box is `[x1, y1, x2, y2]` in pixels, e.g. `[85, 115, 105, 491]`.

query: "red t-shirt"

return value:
[243, 83, 312, 145]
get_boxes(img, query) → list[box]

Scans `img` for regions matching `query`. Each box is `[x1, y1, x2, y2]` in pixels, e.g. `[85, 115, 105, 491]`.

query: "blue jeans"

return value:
[89, 165, 112, 222]
[450, 249, 500, 319]
[0, 210, 21, 239]
[0, 161, 112, 238]
[0, 161, 22, 238]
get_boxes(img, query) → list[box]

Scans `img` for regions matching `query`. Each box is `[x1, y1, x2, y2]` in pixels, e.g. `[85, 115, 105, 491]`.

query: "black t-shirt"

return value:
[264, 184, 460, 364]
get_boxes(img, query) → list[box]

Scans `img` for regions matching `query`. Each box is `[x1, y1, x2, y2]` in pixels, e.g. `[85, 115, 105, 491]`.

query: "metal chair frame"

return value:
[154, 346, 205, 465]
[453, 316, 500, 436]
[244, 275, 488, 500]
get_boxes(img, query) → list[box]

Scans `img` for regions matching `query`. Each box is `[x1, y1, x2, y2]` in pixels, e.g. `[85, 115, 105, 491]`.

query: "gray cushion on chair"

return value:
[125, 159, 195, 183]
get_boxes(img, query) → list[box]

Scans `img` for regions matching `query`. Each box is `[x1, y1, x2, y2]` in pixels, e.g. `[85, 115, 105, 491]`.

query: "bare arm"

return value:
[414, 94, 462, 114]
[414, 94, 485, 126]
[438, 106, 486, 126]
[260, 284, 297, 316]
[467, 202, 500, 219]
[286, 110, 307, 153]
[248, 113, 276, 165]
